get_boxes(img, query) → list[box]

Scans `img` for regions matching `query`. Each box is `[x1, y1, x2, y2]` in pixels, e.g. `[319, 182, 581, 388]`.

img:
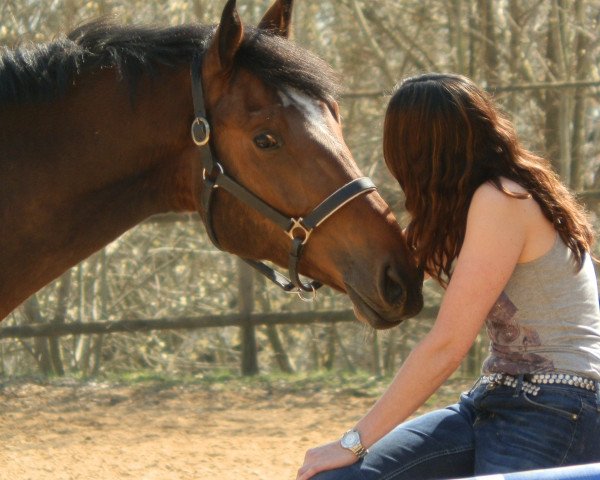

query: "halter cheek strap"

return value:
[190, 54, 376, 295]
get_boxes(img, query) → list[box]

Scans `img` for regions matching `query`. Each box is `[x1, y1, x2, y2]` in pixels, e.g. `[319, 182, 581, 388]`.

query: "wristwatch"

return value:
[340, 428, 368, 458]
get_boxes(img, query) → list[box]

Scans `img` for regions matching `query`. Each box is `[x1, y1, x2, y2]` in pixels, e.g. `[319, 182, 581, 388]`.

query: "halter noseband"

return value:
[190, 55, 376, 297]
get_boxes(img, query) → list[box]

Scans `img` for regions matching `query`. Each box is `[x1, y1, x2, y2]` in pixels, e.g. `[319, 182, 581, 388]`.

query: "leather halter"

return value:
[190, 55, 376, 296]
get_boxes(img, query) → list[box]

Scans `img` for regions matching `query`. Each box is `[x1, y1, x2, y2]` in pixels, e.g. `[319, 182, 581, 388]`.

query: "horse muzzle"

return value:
[344, 263, 424, 329]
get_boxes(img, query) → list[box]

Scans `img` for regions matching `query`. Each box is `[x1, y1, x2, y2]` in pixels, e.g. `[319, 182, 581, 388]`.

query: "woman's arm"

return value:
[297, 183, 529, 480]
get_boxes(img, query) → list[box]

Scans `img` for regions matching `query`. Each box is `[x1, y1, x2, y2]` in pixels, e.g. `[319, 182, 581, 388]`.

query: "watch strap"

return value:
[349, 443, 368, 458]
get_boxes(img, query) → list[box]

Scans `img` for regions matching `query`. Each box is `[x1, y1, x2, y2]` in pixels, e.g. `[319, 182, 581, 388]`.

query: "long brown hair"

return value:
[383, 73, 594, 284]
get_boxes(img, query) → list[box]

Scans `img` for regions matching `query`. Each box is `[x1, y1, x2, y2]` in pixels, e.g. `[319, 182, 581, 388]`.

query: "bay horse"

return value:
[0, 0, 423, 329]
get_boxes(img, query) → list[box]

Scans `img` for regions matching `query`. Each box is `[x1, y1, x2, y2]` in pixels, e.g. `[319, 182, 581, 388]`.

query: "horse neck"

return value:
[0, 67, 199, 319]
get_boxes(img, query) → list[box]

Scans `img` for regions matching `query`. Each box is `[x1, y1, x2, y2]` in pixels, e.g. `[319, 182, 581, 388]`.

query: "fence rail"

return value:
[0, 306, 439, 340]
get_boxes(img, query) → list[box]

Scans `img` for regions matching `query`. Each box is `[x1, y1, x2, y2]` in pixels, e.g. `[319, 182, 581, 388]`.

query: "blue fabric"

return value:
[464, 463, 600, 479]
[313, 380, 600, 480]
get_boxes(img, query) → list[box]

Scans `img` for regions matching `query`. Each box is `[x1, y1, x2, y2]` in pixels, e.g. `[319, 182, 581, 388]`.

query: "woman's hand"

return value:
[296, 440, 359, 480]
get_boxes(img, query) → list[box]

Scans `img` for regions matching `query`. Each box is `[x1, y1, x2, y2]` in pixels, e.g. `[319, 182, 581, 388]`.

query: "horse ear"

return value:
[258, 0, 293, 38]
[206, 0, 244, 76]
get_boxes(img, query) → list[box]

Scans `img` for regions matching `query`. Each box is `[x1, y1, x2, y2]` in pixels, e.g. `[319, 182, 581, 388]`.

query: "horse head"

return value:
[193, 0, 423, 329]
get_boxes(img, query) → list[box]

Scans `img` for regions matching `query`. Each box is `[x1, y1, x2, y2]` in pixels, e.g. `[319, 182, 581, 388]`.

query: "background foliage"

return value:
[1, 0, 599, 379]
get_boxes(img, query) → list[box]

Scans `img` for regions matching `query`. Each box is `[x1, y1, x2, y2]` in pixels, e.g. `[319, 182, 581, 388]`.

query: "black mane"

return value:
[0, 19, 339, 105]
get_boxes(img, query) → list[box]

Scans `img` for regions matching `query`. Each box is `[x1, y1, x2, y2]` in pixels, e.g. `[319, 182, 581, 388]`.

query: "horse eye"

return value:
[254, 133, 280, 150]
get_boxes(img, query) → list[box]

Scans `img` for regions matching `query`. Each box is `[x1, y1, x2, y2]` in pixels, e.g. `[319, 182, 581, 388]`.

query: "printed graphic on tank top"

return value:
[483, 292, 554, 375]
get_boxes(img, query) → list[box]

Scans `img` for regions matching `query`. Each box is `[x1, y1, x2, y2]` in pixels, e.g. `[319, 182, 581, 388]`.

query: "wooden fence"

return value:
[0, 306, 443, 376]
[0, 306, 439, 340]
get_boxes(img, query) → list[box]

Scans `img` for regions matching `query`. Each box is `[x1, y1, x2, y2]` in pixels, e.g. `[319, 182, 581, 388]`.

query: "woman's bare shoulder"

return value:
[471, 178, 555, 263]
[468, 179, 534, 239]
[471, 179, 527, 209]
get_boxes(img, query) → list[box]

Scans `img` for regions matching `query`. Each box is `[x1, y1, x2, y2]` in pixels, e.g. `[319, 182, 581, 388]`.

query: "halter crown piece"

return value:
[190, 55, 376, 299]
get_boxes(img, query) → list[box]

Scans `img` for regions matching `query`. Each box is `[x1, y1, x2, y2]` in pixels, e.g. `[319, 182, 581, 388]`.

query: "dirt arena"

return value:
[0, 376, 471, 480]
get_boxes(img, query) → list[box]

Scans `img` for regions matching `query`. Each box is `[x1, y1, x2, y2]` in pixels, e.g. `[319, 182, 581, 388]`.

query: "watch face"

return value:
[341, 430, 360, 448]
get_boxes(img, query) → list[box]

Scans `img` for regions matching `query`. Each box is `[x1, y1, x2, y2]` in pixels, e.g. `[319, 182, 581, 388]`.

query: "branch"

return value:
[340, 80, 600, 99]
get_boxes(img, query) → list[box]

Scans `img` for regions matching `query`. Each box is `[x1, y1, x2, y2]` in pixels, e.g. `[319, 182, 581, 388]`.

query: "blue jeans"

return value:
[313, 378, 600, 480]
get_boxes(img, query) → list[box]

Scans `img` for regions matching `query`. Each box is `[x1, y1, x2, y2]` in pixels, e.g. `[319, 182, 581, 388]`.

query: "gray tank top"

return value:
[482, 235, 600, 380]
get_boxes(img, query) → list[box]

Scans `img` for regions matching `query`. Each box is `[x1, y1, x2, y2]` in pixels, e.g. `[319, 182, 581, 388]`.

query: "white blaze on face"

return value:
[278, 88, 344, 154]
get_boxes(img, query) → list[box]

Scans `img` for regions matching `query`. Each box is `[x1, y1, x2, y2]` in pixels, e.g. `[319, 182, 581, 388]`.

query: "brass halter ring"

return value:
[286, 218, 313, 245]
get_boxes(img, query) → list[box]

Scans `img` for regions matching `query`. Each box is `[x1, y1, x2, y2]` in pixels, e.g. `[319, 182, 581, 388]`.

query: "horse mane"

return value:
[0, 19, 340, 105]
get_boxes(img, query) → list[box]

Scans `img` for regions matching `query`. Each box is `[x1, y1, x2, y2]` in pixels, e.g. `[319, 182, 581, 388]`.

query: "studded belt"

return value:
[480, 372, 598, 397]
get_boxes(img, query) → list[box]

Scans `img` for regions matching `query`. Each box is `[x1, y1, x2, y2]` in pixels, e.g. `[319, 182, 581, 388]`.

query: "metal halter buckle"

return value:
[191, 117, 211, 146]
[286, 218, 312, 244]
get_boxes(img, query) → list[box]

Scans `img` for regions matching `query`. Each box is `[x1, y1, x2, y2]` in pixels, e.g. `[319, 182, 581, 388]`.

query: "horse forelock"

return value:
[236, 28, 340, 102]
[0, 20, 340, 106]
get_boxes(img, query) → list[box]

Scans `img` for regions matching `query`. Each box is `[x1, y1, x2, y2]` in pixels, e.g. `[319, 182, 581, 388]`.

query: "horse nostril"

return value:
[382, 264, 405, 307]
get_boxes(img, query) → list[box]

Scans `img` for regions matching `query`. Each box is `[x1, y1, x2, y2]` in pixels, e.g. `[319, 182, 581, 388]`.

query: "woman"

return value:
[297, 73, 600, 480]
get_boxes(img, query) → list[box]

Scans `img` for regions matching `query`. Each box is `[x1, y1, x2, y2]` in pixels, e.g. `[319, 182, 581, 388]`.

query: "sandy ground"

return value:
[0, 377, 471, 480]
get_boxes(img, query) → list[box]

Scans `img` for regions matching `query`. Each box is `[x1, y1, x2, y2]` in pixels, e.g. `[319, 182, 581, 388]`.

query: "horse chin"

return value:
[345, 284, 422, 330]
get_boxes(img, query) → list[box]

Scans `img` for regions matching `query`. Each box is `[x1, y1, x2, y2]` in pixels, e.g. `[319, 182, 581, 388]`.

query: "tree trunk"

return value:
[569, 0, 590, 191]
[309, 324, 320, 370]
[477, 0, 499, 84]
[335, 326, 356, 373]
[91, 335, 104, 376]
[323, 323, 336, 370]
[22, 296, 53, 375]
[255, 275, 295, 373]
[48, 270, 72, 376]
[371, 331, 382, 377]
[383, 329, 399, 375]
[451, 0, 466, 74]
[266, 324, 295, 373]
[545, 0, 569, 178]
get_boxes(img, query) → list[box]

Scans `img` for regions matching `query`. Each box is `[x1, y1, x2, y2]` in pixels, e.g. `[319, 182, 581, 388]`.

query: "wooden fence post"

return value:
[238, 259, 259, 376]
